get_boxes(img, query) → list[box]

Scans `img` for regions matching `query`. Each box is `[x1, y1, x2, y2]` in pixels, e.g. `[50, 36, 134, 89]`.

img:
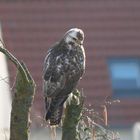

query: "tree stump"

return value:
[62, 89, 84, 140]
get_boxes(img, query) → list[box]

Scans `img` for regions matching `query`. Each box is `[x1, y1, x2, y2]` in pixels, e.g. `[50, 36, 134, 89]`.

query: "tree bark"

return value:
[62, 89, 84, 140]
[0, 41, 36, 140]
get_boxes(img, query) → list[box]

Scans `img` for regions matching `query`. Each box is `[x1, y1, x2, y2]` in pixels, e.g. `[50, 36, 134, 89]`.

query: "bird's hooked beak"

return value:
[69, 35, 83, 46]
[76, 40, 83, 46]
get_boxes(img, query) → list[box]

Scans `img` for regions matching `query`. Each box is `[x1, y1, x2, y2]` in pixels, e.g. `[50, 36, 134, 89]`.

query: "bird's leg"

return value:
[50, 125, 56, 140]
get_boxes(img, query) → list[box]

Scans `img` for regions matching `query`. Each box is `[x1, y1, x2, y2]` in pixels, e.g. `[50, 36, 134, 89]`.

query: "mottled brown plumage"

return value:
[43, 28, 85, 125]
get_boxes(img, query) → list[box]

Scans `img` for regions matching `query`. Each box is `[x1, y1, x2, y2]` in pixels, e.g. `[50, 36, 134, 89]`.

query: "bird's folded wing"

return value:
[43, 49, 66, 97]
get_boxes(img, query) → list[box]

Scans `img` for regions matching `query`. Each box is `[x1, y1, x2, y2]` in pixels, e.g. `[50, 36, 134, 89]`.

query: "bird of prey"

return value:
[43, 28, 85, 126]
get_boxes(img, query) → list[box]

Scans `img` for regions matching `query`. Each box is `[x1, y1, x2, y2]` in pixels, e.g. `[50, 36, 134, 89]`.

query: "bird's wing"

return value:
[43, 45, 66, 97]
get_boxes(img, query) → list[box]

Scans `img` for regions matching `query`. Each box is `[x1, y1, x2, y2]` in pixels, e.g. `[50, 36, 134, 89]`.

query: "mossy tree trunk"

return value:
[10, 63, 35, 140]
[0, 42, 36, 140]
[62, 89, 84, 140]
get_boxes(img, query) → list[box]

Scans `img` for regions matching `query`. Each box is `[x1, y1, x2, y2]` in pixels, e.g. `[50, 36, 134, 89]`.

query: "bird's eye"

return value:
[72, 37, 77, 41]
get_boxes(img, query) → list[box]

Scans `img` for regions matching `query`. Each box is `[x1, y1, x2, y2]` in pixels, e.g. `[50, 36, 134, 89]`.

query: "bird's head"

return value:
[64, 28, 84, 46]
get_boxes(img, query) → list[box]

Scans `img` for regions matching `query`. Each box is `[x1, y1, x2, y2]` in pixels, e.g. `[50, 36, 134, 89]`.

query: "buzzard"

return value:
[43, 28, 85, 125]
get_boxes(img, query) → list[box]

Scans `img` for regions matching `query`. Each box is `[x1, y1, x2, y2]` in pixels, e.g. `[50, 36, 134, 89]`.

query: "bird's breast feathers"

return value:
[56, 44, 85, 75]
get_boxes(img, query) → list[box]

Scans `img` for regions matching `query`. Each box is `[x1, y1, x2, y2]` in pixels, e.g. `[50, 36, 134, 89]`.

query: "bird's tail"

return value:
[47, 106, 63, 125]
[45, 97, 65, 125]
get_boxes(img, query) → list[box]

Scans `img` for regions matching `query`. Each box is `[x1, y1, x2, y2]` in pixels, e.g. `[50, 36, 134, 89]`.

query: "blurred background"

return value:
[0, 0, 140, 140]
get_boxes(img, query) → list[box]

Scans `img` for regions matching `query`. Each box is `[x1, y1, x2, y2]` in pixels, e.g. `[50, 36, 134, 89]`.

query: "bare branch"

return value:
[0, 76, 9, 84]
[0, 40, 29, 83]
